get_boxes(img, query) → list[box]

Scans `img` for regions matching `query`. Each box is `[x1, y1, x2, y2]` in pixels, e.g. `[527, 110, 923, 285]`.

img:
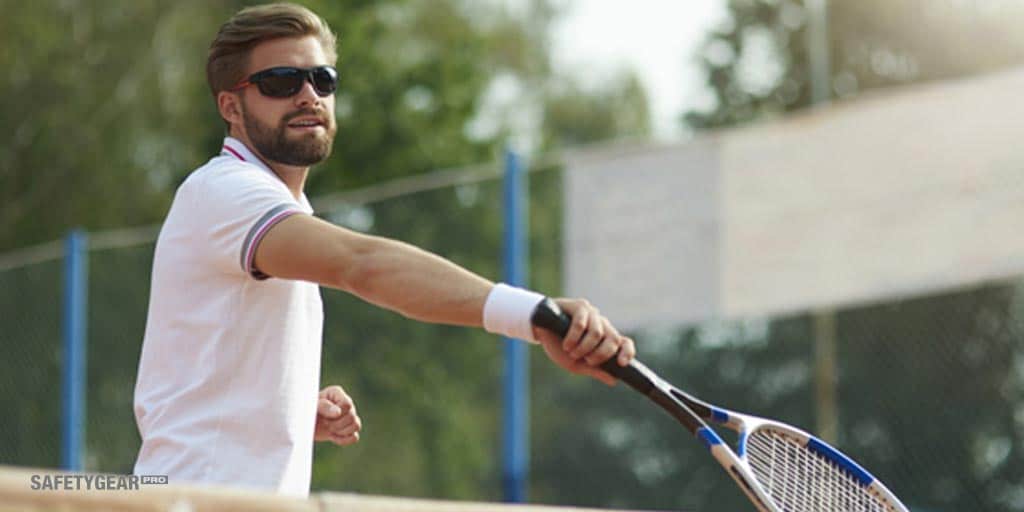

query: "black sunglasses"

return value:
[230, 66, 338, 98]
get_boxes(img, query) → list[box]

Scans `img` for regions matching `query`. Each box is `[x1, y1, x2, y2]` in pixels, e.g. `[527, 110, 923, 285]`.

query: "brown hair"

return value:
[206, 3, 337, 99]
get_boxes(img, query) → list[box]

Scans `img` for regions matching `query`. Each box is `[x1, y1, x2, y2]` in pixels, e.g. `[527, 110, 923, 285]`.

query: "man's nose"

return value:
[292, 79, 321, 108]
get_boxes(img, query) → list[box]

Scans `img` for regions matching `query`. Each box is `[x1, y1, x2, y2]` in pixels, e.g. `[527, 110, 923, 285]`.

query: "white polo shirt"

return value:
[133, 137, 324, 497]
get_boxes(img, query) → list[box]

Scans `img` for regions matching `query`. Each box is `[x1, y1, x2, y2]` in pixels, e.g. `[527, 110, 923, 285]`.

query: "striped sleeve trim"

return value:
[239, 204, 302, 280]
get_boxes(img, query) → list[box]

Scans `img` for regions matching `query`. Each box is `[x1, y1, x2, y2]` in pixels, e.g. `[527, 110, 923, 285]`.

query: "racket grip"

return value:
[530, 298, 655, 394]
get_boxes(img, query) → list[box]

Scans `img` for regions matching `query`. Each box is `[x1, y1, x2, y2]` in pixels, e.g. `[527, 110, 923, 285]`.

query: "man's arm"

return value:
[254, 213, 636, 382]
[254, 213, 493, 327]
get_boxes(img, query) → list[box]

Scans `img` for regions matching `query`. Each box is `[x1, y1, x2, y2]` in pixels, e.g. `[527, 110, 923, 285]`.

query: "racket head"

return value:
[734, 419, 909, 512]
[666, 384, 909, 512]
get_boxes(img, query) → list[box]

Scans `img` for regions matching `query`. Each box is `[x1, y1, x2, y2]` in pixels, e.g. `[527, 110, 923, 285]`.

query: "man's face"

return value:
[235, 36, 337, 167]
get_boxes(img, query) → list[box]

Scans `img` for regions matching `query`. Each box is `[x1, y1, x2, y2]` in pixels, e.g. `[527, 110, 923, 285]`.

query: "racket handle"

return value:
[530, 298, 655, 394]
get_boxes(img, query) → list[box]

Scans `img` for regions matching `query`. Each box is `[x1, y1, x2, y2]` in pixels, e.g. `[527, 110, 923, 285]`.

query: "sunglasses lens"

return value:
[311, 67, 338, 96]
[256, 69, 305, 98]
[249, 67, 338, 98]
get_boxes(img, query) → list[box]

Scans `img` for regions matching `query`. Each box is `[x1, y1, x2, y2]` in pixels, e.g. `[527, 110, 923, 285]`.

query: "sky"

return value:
[549, 0, 726, 140]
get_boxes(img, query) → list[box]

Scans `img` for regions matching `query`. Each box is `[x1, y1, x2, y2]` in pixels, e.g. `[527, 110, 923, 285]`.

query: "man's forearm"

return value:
[339, 236, 494, 327]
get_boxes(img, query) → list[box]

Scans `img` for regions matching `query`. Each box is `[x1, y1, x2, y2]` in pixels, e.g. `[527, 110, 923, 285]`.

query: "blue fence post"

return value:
[62, 229, 88, 470]
[502, 148, 529, 502]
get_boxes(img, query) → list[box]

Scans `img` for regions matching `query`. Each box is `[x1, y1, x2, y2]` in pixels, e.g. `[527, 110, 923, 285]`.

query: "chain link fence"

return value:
[1, 160, 1022, 511]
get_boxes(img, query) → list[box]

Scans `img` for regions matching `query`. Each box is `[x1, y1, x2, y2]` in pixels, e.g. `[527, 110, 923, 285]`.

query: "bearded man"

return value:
[132, 3, 635, 497]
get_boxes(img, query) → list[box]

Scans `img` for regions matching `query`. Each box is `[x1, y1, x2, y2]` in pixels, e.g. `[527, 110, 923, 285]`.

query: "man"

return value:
[133, 3, 636, 497]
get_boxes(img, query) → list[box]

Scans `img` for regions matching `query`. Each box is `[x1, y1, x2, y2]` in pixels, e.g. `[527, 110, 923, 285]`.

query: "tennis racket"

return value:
[531, 298, 908, 512]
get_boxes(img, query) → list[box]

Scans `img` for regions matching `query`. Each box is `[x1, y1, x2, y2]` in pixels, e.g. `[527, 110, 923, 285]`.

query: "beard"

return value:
[242, 105, 336, 167]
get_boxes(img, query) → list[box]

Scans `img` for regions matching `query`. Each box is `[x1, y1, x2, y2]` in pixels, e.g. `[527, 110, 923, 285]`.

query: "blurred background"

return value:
[2, 0, 1024, 511]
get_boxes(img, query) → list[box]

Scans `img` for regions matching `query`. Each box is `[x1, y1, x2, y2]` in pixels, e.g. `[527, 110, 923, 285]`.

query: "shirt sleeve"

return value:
[184, 164, 308, 280]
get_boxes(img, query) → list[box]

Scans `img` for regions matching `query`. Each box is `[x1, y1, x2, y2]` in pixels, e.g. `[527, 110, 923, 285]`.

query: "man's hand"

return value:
[314, 385, 362, 446]
[531, 298, 636, 386]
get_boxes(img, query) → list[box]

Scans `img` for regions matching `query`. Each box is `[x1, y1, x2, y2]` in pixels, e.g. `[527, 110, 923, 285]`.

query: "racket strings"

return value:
[745, 428, 897, 512]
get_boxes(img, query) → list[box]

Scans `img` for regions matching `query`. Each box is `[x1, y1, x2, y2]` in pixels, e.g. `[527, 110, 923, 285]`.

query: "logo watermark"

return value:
[30, 473, 168, 491]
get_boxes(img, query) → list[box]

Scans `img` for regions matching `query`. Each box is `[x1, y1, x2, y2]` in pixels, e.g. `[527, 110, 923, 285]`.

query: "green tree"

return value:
[674, 2, 1024, 510]
[0, 0, 230, 252]
[541, 72, 650, 149]
[685, 0, 1024, 130]
[0, 0, 659, 503]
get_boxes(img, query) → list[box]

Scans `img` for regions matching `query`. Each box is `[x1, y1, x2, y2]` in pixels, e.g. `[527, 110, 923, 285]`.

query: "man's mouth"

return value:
[286, 117, 327, 131]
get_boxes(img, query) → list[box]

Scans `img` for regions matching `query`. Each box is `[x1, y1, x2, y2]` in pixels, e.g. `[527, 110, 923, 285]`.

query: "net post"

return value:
[62, 228, 88, 470]
[813, 308, 838, 444]
[806, 0, 831, 106]
[501, 148, 529, 503]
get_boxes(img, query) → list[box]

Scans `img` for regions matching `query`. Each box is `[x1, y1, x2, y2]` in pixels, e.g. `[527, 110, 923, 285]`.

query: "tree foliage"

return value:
[0, 0, 649, 253]
[0, 0, 228, 251]
[672, 2, 1024, 510]
[686, 0, 1024, 130]
[541, 73, 650, 149]
[0, 0, 650, 502]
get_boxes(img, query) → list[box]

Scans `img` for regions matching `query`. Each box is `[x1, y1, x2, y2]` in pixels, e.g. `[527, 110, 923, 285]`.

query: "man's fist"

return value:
[314, 385, 362, 446]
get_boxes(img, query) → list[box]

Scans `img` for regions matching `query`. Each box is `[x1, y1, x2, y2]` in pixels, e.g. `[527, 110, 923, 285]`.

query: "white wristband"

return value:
[483, 283, 545, 343]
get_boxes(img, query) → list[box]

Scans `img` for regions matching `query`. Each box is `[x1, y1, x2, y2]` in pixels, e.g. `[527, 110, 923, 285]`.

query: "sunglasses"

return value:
[230, 66, 338, 98]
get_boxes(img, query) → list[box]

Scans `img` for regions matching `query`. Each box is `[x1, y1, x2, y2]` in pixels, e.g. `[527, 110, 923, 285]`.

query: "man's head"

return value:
[208, 3, 338, 167]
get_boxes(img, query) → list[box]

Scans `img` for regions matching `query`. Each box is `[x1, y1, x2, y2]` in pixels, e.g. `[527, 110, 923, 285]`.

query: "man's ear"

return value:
[217, 91, 243, 130]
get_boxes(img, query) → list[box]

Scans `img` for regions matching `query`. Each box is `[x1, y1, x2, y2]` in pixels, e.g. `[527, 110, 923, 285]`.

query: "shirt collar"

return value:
[220, 137, 314, 213]
[221, 137, 275, 176]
